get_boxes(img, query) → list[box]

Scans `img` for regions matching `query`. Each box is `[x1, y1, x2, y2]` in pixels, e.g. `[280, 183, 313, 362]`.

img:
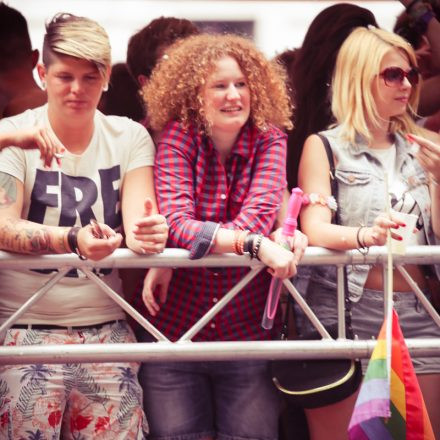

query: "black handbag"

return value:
[270, 133, 362, 409]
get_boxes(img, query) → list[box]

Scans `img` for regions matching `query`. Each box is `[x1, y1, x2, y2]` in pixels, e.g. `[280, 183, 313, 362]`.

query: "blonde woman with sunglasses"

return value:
[298, 27, 440, 439]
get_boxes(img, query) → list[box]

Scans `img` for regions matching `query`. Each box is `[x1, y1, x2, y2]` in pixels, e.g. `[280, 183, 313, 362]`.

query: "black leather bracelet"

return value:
[243, 233, 257, 256]
[67, 227, 87, 260]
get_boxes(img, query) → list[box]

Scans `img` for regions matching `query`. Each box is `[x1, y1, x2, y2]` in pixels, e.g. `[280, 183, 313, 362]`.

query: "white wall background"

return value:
[7, 1, 405, 63]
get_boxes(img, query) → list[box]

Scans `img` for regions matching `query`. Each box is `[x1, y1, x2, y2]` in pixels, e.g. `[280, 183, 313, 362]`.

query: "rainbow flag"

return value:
[348, 309, 434, 439]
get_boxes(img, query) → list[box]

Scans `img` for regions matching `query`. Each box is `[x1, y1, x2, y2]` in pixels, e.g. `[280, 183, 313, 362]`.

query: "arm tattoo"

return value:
[0, 218, 68, 255]
[0, 172, 17, 209]
[0, 173, 69, 254]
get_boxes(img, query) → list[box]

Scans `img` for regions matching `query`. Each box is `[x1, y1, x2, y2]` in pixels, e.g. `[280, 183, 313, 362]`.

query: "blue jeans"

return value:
[139, 358, 280, 440]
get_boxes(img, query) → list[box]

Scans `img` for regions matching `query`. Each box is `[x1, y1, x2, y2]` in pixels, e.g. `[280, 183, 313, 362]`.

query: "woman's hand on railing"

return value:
[142, 267, 173, 316]
[258, 237, 298, 279]
[270, 228, 308, 266]
[362, 213, 406, 247]
[131, 198, 169, 254]
[77, 223, 122, 260]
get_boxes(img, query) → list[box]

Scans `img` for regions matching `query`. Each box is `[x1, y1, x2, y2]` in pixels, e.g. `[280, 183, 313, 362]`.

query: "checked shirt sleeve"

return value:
[154, 124, 216, 258]
[222, 129, 287, 235]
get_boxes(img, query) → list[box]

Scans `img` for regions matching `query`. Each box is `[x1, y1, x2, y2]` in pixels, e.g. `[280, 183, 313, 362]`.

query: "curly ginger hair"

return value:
[143, 33, 293, 133]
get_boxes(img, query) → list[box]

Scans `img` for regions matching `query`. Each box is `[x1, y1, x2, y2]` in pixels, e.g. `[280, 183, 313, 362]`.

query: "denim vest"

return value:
[300, 125, 440, 301]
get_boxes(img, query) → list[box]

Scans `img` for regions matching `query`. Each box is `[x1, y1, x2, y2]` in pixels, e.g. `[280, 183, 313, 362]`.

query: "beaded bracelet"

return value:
[233, 229, 241, 255]
[237, 230, 249, 255]
[67, 227, 87, 260]
[302, 193, 338, 211]
[252, 234, 264, 260]
[233, 230, 249, 255]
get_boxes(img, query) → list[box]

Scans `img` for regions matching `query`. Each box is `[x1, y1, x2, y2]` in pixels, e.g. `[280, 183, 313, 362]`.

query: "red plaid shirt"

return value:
[151, 121, 287, 341]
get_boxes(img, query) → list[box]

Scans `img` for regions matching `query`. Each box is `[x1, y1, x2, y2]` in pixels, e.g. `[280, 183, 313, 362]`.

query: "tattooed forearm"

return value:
[29, 229, 57, 253]
[0, 172, 17, 208]
[0, 218, 69, 255]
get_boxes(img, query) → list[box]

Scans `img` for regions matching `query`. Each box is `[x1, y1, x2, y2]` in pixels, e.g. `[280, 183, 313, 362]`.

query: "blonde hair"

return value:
[42, 13, 111, 78]
[143, 33, 293, 132]
[331, 26, 421, 145]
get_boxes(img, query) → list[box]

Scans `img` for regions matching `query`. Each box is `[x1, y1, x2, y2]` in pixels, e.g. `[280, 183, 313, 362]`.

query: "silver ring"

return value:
[54, 152, 65, 159]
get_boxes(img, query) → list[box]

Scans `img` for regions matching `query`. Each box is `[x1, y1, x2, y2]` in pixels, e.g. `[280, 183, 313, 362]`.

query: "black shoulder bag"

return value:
[270, 133, 362, 409]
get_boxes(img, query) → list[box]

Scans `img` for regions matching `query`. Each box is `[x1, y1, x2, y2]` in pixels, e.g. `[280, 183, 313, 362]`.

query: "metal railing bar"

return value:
[1, 339, 439, 365]
[1, 246, 440, 270]
[0, 267, 71, 340]
[282, 278, 331, 339]
[396, 265, 440, 328]
[337, 265, 346, 339]
[1, 247, 440, 365]
[178, 266, 264, 341]
[81, 268, 170, 342]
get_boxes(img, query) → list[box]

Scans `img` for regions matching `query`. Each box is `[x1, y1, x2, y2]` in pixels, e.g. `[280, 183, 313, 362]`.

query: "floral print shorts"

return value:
[0, 321, 148, 440]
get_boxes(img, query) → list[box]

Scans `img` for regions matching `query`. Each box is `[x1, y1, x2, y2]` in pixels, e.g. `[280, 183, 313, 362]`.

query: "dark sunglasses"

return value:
[379, 67, 419, 87]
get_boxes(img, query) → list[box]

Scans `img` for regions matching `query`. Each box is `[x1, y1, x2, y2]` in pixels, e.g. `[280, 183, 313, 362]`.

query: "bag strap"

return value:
[317, 133, 354, 337]
[316, 133, 339, 223]
[285, 133, 353, 338]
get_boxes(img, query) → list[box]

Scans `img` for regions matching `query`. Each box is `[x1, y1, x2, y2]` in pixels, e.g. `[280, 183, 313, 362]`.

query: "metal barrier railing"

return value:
[1, 246, 440, 365]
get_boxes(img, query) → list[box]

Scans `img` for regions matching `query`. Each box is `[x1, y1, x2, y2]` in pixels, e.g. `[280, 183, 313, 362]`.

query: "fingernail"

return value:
[397, 236, 403, 241]
[406, 134, 414, 141]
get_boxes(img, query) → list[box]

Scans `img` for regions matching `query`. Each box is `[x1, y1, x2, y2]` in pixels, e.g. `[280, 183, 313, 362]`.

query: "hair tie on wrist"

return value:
[67, 227, 87, 260]
[356, 226, 369, 256]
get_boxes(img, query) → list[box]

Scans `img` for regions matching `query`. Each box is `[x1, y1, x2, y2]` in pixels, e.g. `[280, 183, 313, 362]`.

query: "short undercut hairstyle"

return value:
[42, 13, 111, 78]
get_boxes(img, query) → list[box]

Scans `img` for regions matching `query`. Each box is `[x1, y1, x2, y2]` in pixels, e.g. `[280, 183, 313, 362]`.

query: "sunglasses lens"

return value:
[407, 68, 419, 86]
[383, 68, 404, 85]
[382, 67, 419, 87]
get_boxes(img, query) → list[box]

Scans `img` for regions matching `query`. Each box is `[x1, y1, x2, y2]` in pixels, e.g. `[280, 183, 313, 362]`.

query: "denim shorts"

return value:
[138, 356, 280, 440]
[301, 282, 440, 374]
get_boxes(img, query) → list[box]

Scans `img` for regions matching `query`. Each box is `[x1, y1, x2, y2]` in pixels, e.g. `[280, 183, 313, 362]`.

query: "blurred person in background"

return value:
[395, 0, 440, 132]
[99, 62, 144, 121]
[284, 3, 378, 191]
[0, 2, 46, 119]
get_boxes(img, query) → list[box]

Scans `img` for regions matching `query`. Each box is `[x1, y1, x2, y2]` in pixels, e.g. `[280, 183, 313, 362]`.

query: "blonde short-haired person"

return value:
[137, 33, 307, 440]
[298, 26, 440, 439]
[0, 13, 168, 439]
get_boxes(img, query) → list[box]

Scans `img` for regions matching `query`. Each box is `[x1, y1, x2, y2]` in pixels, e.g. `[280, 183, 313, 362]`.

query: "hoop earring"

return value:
[103, 83, 109, 92]
[41, 81, 46, 90]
